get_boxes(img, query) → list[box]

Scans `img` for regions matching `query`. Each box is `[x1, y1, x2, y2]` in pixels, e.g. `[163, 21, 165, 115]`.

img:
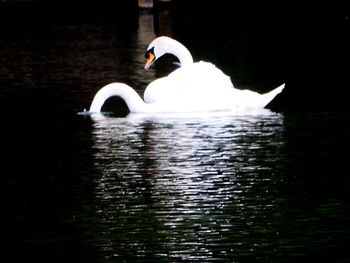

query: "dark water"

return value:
[1, 3, 350, 263]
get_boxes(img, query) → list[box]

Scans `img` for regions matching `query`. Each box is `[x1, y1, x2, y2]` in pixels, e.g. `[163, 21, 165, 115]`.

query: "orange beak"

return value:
[144, 52, 155, 70]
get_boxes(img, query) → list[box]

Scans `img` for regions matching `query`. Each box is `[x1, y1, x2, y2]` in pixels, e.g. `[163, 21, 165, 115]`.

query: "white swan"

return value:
[143, 36, 232, 103]
[89, 36, 285, 114]
[89, 82, 285, 114]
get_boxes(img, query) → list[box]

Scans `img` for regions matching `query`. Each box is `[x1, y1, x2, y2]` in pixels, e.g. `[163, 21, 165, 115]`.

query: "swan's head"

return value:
[144, 36, 170, 70]
[144, 36, 193, 70]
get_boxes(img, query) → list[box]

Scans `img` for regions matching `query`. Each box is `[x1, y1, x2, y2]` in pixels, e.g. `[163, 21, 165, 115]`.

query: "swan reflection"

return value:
[91, 112, 285, 260]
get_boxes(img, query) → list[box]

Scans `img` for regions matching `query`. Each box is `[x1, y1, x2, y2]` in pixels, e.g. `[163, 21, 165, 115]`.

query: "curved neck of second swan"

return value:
[89, 83, 148, 113]
[167, 38, 193, 67]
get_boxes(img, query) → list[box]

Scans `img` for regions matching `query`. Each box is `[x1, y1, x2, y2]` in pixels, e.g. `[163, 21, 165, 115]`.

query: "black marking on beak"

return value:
[145, 47, 155, 59]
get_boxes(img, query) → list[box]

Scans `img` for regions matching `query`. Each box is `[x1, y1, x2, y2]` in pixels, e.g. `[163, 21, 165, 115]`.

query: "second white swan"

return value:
[89, 36, 284, 114]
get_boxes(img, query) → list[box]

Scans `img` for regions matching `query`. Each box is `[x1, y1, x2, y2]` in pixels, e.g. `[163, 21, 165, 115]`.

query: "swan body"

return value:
[143, 37, 234, 104]
[89, 36, 285, 114]
[89, 82, 285, 114]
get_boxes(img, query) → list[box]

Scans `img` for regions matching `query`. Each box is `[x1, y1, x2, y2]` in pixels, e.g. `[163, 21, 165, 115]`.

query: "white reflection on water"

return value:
[90, 112, 285, 261]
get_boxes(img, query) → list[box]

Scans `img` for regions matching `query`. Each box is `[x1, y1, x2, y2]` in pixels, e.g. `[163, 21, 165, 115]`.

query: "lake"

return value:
[1, 2, 350, 262]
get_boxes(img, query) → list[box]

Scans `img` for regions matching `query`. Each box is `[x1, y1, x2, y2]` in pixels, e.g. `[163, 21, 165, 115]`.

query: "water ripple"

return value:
[89, 113, 287, 261]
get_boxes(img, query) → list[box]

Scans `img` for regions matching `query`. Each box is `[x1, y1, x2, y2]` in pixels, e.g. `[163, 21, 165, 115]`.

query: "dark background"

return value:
[1, 0, 349, 112]
[172, 1, 350, 111]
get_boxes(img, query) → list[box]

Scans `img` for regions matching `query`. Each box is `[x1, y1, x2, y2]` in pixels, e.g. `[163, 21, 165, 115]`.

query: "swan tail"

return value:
[261, 83, 285, 107]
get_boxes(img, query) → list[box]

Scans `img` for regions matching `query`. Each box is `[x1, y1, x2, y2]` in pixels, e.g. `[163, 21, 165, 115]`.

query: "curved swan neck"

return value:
[150, 36, 194, 67]
[167, 38, 193, 67]
[89, 83, 148, 113]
